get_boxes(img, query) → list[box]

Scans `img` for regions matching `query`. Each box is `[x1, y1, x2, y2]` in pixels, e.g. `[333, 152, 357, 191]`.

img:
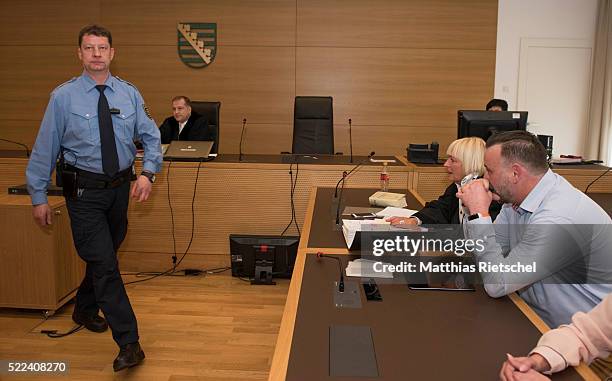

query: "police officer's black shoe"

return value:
[71, 311, 108, 333]
[113, 342, 145, 372]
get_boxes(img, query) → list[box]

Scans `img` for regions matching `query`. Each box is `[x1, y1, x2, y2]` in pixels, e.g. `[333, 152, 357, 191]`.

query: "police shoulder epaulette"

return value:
[115, 76, 137, 89]
[53, 77, 77, 92]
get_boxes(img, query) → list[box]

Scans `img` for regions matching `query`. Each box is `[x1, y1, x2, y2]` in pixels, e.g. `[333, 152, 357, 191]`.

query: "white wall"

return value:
[495, 0, 598, 107]
[495, 0, 599, 157]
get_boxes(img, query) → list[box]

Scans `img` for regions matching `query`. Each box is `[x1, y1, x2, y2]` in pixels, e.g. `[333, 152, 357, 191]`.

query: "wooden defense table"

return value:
[268, 187, 598, 381]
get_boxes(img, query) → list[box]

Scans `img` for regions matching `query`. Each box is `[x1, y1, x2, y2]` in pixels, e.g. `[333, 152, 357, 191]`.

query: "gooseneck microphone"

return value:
[334, 171, 349, 199]
[348, 118, 353, 163]
[334, 151, 375, 225]
[0, 138, 30, 157]
[238, 118, 247, 162]
[585, 167, 612, 194]
[334, 151, 375, 198]
[317, 252, 344, 292]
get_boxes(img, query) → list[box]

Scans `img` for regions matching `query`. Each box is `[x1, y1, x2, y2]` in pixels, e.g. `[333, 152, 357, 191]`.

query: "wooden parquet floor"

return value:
[0, 273, 289, 381]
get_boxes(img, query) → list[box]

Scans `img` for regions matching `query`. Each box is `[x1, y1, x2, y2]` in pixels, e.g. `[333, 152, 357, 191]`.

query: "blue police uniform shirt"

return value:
[26, 72, 162, 205]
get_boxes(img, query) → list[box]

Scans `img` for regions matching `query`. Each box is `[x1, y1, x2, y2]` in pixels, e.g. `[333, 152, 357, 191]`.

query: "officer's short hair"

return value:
[172, 96, 191, 107]
[486, 130, 548, 174]
[486, 98, 508, 111]
[78, 25, 113, 47]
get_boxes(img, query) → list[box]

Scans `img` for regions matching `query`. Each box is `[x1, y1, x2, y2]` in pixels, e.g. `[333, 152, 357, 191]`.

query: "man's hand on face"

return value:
[456, 178, 499, 215]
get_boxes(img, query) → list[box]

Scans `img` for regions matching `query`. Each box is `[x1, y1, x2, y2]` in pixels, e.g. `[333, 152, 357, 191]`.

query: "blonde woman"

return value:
[388, 137, 501, 225]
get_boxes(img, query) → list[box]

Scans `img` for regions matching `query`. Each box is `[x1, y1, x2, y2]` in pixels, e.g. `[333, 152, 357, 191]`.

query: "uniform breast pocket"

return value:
[112, 105, 136, 143]
[69, 106, 97, 143]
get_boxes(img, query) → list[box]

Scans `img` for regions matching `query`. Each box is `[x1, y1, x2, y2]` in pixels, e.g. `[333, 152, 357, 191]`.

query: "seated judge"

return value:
[387, 137, 501, 226]
[486, 98, 509, 112]
[159, 96, 218, 153]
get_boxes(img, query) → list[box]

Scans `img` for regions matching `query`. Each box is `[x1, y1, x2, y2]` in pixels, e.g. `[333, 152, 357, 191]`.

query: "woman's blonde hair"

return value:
[446, 137, 486, 177]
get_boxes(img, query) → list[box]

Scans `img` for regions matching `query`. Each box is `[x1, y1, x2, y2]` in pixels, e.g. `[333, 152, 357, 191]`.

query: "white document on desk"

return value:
[375, 207, 419, 218]
[346, 258, 394, 279]
[342, 219, 390, 248]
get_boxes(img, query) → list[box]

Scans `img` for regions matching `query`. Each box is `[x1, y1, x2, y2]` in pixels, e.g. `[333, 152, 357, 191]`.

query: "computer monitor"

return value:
[457, 110, 528, 140]
[229, 234, 299, 284]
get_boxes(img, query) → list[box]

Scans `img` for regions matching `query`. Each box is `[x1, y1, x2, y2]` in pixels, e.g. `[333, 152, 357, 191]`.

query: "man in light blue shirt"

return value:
[26, 24, 161, 371]
[457, 131, 612, 328]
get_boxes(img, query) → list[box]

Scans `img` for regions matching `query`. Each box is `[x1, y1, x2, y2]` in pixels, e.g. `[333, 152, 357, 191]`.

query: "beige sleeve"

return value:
[530, 294, 612, 373]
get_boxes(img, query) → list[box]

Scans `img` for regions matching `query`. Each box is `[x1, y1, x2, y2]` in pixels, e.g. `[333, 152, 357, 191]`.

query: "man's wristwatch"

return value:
[467, 213, 485, 221]
[141, 171, 156, 183]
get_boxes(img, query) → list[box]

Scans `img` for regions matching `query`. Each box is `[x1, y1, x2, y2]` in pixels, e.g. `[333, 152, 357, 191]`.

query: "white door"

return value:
[517, 38, 593, 157]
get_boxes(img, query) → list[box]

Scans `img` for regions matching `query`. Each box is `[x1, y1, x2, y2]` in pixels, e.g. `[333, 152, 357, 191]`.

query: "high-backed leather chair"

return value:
[292, 96, 334, 154]
[190, 101, 220, 153]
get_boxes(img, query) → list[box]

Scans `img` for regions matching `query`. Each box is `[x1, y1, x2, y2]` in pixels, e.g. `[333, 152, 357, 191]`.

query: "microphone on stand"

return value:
[238, 118, 247, 162]
[0, 138, 30, 157]
[334, 151, 375, 225]
[348, 118, 353, 163]
[585, 167, 612, 194]
[334, 151, 375, 198]
[317, 252, 345, 292]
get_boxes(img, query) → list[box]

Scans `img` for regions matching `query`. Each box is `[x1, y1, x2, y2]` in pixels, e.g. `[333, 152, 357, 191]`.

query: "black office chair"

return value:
[190, 101, 220, 153]
[292, 96, 334, 155]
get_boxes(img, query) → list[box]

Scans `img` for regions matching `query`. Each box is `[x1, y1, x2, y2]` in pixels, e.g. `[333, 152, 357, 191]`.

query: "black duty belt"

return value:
[67, 165, 134, 189]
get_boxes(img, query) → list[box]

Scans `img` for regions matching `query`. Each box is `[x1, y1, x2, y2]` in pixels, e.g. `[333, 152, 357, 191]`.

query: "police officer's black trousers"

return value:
[65, 181, 139, 347]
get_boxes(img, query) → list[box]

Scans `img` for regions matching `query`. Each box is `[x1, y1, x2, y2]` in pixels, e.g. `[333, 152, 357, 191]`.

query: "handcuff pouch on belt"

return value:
[56, 150, 79, 199]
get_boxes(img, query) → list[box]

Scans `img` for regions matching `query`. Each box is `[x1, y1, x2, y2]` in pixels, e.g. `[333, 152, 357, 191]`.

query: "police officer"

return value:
[26, 24, 162, 371]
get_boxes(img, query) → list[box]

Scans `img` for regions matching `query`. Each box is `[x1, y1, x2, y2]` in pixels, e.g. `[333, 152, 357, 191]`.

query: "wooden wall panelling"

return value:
[1, 0, 497, 156]
[297, 0, 498, 49]
[296, 48, 496, 126]
[411, 164, 612, 203]
[101, 0, 296, 46]
[0, 122, 44, 150]
[111, 45, 296, 144]
[296, 47, 495, 155]
[100, 0, 298, 157]
[118, 251, 230, 273]
[0, 1, 101, 45]
[554, 167, 612, 193]
[410, 164, 450, 202]
[124, 163, 303, 255]
[221, 122, 293, 154]
[0, 47, 82, 130]
[122, 161, 410, 270]
[0, 158, 29, 191]
[333, 125, 455, 157]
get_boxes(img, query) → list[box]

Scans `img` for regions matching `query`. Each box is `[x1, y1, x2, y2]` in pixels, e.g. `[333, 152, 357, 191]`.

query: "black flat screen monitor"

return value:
[457, 110, 528, 140]
[229, 234, 299, 280]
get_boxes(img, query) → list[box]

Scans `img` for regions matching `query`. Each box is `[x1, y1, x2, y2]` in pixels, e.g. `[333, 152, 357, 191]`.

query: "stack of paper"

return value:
[342, 218, 390, 248]
[346, 258, 394, 279]
[551, 157, 582, 164]
[375, 206, 419, 218]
